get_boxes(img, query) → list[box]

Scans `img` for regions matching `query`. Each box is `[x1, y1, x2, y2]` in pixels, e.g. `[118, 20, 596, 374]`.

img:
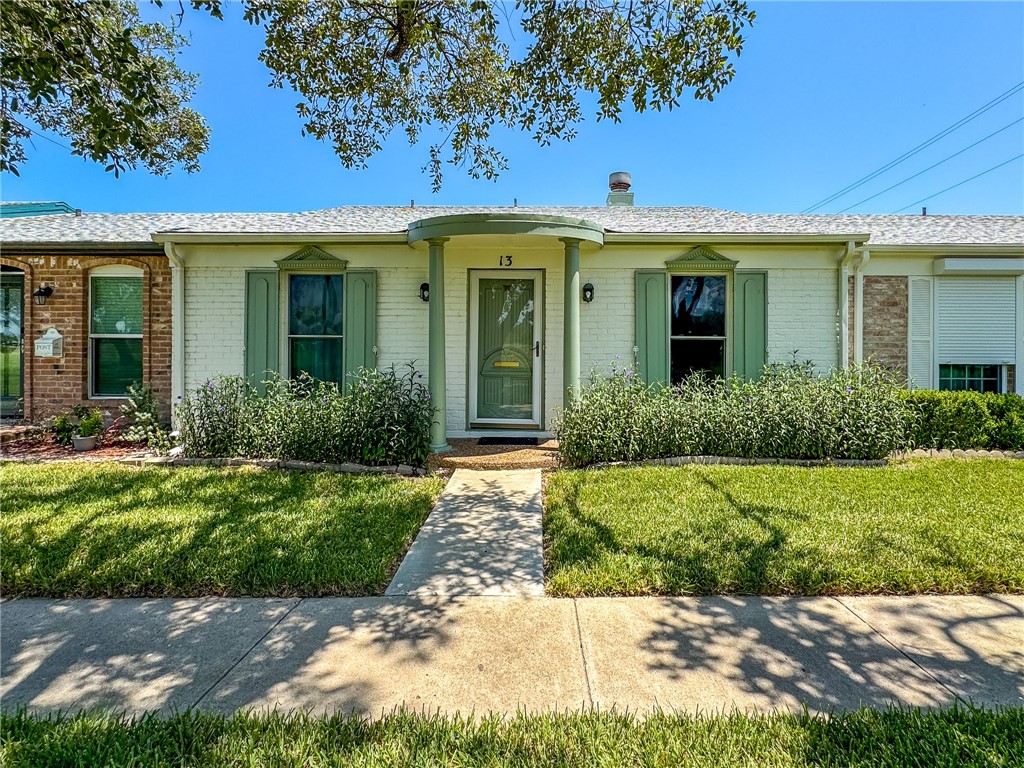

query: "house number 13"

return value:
[498, 255, 513, 267]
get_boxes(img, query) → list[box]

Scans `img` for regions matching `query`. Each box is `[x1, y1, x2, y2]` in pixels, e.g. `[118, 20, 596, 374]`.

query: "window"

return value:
[288, 274, 343, 384]
[90, 274, 143, 397]
[670, 274, 727, 382]
[939, 364, 1003, 393]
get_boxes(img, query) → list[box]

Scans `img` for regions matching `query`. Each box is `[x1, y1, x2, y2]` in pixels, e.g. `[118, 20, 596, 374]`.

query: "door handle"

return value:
[534, 341, 540, 358]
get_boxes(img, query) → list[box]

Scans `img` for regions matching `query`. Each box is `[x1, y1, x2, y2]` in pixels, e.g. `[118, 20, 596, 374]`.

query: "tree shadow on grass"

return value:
[2, 466, 439, 598]
[547, 468, 838, 595]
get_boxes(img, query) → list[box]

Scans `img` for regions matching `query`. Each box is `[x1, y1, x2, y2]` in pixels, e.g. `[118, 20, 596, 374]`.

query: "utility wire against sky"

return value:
[802, 82, 1024, 213]
[890, 153, 1024, 214]
[836, 117, 1024, 213]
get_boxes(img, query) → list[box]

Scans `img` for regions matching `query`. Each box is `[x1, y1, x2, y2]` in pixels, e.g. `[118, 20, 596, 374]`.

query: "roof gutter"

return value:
[838, 241, 871, 368]
[863, 243, 1024, 255]
[0, 241, 161, 253]
[151, 232, 409, 245]
[602, 232, 872, 245]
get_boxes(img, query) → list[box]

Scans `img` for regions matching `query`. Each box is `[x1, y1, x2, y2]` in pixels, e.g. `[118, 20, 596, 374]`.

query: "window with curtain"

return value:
[90, 274, 143, 396]
[670, 274, 727, 382]
[288, 274, 344, 385]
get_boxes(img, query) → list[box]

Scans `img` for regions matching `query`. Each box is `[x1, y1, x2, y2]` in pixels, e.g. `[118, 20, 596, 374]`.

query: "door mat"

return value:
[476, 437, 541, 446]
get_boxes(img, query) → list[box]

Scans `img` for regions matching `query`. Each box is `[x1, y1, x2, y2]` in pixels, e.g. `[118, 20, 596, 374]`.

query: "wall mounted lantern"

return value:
[419, 282, 430, 302]
[582, 282, 595, 303]
[33, 285, 53, 306]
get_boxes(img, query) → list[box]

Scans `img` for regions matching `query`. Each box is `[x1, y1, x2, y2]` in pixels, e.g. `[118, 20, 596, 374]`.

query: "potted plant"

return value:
[72, 408, 104, 452]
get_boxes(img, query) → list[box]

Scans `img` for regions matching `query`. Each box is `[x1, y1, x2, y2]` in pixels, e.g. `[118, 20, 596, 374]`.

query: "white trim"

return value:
[467, 270, 544, 429]
[603, 232, 870, 245]
[88, 273, 145, 398]
[1017, 276, 1024, 395]
[934, 258, 1024, 275]
[89, 263, 143, 277]
[153, 232, 410, 245]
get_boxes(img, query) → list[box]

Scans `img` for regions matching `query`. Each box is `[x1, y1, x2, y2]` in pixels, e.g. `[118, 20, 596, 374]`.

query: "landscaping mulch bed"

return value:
[0, 434, 149, 463]
[427, 438, 560, 472]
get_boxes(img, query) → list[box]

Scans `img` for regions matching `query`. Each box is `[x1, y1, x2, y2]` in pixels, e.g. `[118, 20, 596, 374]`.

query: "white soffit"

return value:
[933, 257, 1024, 275]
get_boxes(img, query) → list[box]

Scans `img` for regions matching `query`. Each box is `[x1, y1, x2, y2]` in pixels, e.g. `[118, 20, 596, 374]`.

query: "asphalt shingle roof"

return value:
[1, 205, 1022, 247]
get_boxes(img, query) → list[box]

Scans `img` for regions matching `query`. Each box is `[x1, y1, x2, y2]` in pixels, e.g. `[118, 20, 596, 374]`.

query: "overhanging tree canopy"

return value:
[1, 0, 755, 188]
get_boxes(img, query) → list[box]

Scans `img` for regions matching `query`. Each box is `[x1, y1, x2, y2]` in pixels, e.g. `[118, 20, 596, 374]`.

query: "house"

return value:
[1, 174, 1022, 449]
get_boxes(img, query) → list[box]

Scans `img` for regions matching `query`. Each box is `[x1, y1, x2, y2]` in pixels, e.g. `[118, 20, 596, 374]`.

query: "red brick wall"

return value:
[0, 251, 171, 423]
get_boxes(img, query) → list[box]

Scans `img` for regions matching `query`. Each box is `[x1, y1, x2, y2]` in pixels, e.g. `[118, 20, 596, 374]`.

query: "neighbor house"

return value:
[2, 174, 1022, 449]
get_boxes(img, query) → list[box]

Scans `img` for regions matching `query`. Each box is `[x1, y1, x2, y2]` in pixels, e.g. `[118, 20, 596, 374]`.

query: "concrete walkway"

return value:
[386, 469, 544, 597]
[3, 595, 1022, 717]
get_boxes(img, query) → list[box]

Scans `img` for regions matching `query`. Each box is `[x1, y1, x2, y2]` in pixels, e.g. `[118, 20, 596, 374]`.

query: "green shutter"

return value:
[244, 271, 279, 393]
[635, 271, 668, 385]
[733, 272, 767, 380]
[343, 270, 377, 390]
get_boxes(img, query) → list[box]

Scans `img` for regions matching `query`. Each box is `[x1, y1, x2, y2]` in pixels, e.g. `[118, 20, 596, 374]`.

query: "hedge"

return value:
[556, 363, 913, 467]
[176, 366, 432, 467]
[903, 390, 1024, 451]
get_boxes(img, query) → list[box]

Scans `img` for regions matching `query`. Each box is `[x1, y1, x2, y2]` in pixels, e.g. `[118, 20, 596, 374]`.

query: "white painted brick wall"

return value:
[179, 263, 842, 431]
[581, 268, 636, 377]
[184, 267, 245, 389]
[767, 269, 840, 371]
[376, 266, 429, 376]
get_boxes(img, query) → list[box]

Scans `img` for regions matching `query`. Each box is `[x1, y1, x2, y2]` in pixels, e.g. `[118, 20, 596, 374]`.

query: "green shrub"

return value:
[77, 409, 104, 438]
[176, 366, 432, 467]
[119, 383, 171, 452]
[904, 390, 1024, 450]
[556, 362, 914, 467]
[49, 405, 102, 445]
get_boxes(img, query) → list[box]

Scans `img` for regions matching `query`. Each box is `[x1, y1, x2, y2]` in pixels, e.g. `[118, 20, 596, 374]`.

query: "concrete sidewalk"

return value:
[2, 595, 1021, 717]
[386, 469, 544, 597]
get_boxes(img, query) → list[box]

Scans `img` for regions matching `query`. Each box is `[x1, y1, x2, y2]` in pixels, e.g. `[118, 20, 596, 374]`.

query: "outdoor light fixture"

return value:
[419, 282, 430, 302]
[33, 285, 53, 306]
[582, 282, 595, 303]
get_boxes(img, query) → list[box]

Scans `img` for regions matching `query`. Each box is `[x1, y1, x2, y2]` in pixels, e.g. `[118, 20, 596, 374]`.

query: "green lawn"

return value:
[0, 464, 444, 598]
[2, 706, 1020, 767]
[545, 460, 1024, 597]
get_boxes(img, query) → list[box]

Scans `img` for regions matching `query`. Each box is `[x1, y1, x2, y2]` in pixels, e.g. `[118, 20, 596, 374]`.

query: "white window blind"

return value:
[935, 277, 1017, 365]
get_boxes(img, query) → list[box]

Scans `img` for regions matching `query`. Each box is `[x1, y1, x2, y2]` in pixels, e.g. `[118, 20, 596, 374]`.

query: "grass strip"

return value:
[2, 706, 1021, 767]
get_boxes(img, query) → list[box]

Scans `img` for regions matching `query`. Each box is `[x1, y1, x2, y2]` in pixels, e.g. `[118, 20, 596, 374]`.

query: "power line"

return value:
[26, 125, 71, 151]
[802, 81, 1024, 213]
[890, 153, 1024, 213]
[837, 116, 1024, 213]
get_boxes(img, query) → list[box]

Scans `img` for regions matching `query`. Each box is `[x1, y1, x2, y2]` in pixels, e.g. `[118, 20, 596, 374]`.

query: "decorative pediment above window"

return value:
[275, 245, 348, 271]
[665, 246, 738, 272]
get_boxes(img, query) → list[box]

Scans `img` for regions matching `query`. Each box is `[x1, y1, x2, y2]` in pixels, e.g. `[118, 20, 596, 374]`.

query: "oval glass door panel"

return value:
[477, 278, 534, 420]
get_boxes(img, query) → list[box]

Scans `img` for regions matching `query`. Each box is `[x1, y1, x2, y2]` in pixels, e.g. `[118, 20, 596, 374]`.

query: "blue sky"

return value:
[3, 1, 1022, 214]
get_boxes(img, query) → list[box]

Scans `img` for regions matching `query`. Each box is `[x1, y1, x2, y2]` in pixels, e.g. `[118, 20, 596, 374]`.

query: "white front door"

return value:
[468, 270, 544, 428]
